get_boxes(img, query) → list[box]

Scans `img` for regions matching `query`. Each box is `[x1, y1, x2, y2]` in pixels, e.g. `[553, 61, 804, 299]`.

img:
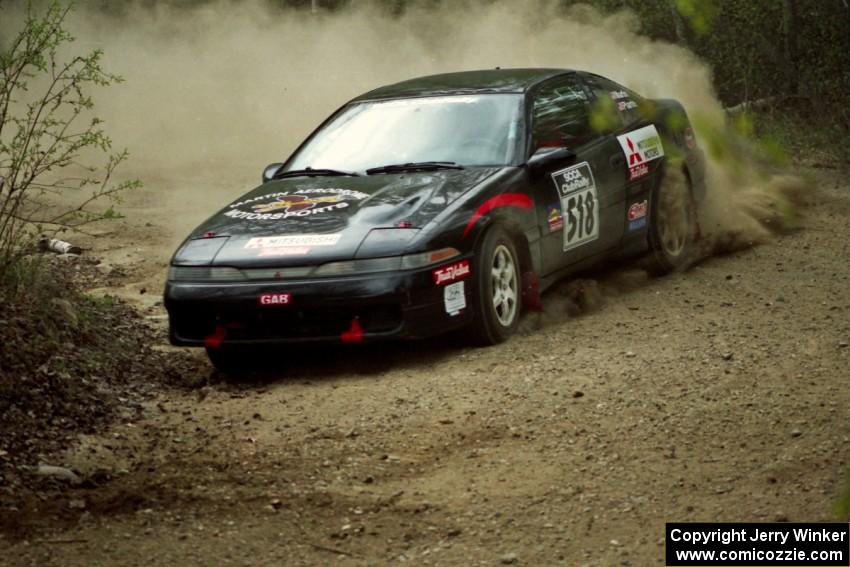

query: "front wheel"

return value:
[205, 346, 253, 375]
[647, 166, 698, 275]
[469, 226, 522, 345]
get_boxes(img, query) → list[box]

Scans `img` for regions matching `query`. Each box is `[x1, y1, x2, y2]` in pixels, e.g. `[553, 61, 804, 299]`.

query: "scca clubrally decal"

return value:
[617, 124, 665, 181]
[224, 188, 370, 221]
[551, 162, 599, 252]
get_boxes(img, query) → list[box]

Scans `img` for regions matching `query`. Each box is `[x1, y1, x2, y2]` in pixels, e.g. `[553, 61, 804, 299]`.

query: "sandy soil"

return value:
[1, 166, 848, 566]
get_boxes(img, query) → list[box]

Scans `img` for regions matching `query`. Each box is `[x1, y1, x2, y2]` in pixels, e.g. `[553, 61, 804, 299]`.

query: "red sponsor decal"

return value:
[258, 246, 310, 257]
[433, 259, 471, 285]
[547, 206, 563, 232]
[628, 200, 648, 221]
[629, 163, 649, 180]
[462, 193, 534, 239]
[259, 293, 291, 306]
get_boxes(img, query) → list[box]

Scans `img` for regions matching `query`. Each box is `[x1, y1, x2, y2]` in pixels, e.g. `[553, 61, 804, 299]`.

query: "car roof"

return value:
[351, 68, 574, 102]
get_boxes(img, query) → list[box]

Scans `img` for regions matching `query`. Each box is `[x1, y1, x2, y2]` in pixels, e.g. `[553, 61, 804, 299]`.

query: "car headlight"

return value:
[172, 236, 229, 265]
[314, 247, 461, 276]
[400, 247, 460, 269]
[313, 256, 402, 277]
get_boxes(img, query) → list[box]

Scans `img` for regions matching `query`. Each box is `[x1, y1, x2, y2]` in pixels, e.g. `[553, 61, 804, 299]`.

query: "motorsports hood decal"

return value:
[225, 188, 370, 222]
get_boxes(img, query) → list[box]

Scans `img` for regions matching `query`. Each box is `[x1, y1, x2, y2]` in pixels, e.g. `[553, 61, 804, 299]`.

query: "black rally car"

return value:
[165, 68, 705, 369]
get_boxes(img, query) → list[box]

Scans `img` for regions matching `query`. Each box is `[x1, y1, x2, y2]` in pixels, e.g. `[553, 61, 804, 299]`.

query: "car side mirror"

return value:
[527, 147, 576, 175]
[262, 163, 284, 183]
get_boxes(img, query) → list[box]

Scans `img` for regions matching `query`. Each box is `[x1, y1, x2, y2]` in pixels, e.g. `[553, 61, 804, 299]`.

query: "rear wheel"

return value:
[469, 226, 522, 345]
[647, 166, 697, 275]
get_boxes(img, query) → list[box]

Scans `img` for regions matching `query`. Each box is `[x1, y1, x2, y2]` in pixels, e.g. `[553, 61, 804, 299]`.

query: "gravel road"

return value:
[2, 166, 848, 567]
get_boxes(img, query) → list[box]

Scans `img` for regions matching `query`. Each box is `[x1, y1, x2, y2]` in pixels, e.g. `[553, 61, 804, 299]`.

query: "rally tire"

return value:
[469, 226, 522, 346]
[205, 346, 249, 375]
[647, 166, 697, 276]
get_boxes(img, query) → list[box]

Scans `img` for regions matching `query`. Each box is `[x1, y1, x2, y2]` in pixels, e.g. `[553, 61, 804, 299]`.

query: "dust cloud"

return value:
[68, 1, 722, 171]
[4, 0, 805, 261]
[698, 166, 809, 255]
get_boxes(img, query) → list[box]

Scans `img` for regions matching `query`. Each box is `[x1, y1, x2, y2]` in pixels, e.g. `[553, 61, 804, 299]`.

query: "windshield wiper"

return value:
[366, 161, 465, 175]
[273, 167, 360, 180]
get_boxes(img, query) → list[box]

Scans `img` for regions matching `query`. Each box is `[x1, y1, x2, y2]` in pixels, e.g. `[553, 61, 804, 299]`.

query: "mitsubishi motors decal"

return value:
[616, 125, 665, 181]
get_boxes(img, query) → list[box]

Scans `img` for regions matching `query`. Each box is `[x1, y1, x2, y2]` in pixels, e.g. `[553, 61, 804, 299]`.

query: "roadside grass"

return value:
[750, 103, 850, 168]
[0, 256, 199, 488]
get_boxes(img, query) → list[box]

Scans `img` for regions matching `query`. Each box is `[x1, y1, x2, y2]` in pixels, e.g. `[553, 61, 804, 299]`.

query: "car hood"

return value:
[176, 167, 501, 267]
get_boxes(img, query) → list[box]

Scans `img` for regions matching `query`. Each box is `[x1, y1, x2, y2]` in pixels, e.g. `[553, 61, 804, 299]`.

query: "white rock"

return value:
[35, 465, 81, 485]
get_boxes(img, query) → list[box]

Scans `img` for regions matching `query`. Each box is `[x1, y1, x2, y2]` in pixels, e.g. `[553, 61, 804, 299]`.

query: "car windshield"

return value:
[286, 94, 523, 172]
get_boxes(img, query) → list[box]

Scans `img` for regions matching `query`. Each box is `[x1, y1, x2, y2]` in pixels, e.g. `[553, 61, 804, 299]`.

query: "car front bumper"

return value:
[164, 260, 476, 347]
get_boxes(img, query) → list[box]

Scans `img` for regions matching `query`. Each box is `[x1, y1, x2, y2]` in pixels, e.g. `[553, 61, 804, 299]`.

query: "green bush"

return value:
[0, 0, 139, 285]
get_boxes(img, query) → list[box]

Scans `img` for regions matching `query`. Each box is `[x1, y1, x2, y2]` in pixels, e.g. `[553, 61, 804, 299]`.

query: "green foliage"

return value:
[588, 96, 620, 134]
[629, 0, 847, 107]
[751, 105, 848, 166]
[0, 258, 73, 349]
[671, 0, 716, 34]
[551, 0, 850, 110]
[0, 0, 139, 285]
[562, 0, 849, 170]
[101, 206, 123, 220]
[82, 292, 116, 309]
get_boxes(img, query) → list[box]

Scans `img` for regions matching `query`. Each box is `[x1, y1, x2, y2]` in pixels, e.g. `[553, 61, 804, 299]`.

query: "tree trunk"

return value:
[781, 0, 798, 96]
[669, 0, 688, 44]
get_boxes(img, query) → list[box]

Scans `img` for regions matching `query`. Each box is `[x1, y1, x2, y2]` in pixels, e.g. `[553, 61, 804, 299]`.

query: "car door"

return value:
[528, 74, 629, 276]
[580, 73, 660, 240]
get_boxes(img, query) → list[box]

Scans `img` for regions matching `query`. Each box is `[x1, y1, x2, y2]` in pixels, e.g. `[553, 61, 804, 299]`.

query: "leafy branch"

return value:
[0, 0, 139, 280]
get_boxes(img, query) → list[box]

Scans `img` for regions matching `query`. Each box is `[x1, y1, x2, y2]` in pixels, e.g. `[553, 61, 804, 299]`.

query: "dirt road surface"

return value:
[1, 166, 848, 566]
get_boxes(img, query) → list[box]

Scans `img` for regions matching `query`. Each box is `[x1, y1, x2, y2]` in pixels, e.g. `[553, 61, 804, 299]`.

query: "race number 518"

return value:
[552, 162, 600, 252]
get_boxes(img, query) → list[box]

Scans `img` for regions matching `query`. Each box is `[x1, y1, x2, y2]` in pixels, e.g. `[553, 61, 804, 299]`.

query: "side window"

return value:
[583, 74, 644, 129]
[531, 76, 594, 151]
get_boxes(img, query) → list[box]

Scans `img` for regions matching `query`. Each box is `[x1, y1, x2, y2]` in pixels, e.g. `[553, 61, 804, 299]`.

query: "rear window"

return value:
[583, 74, 645, 129]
